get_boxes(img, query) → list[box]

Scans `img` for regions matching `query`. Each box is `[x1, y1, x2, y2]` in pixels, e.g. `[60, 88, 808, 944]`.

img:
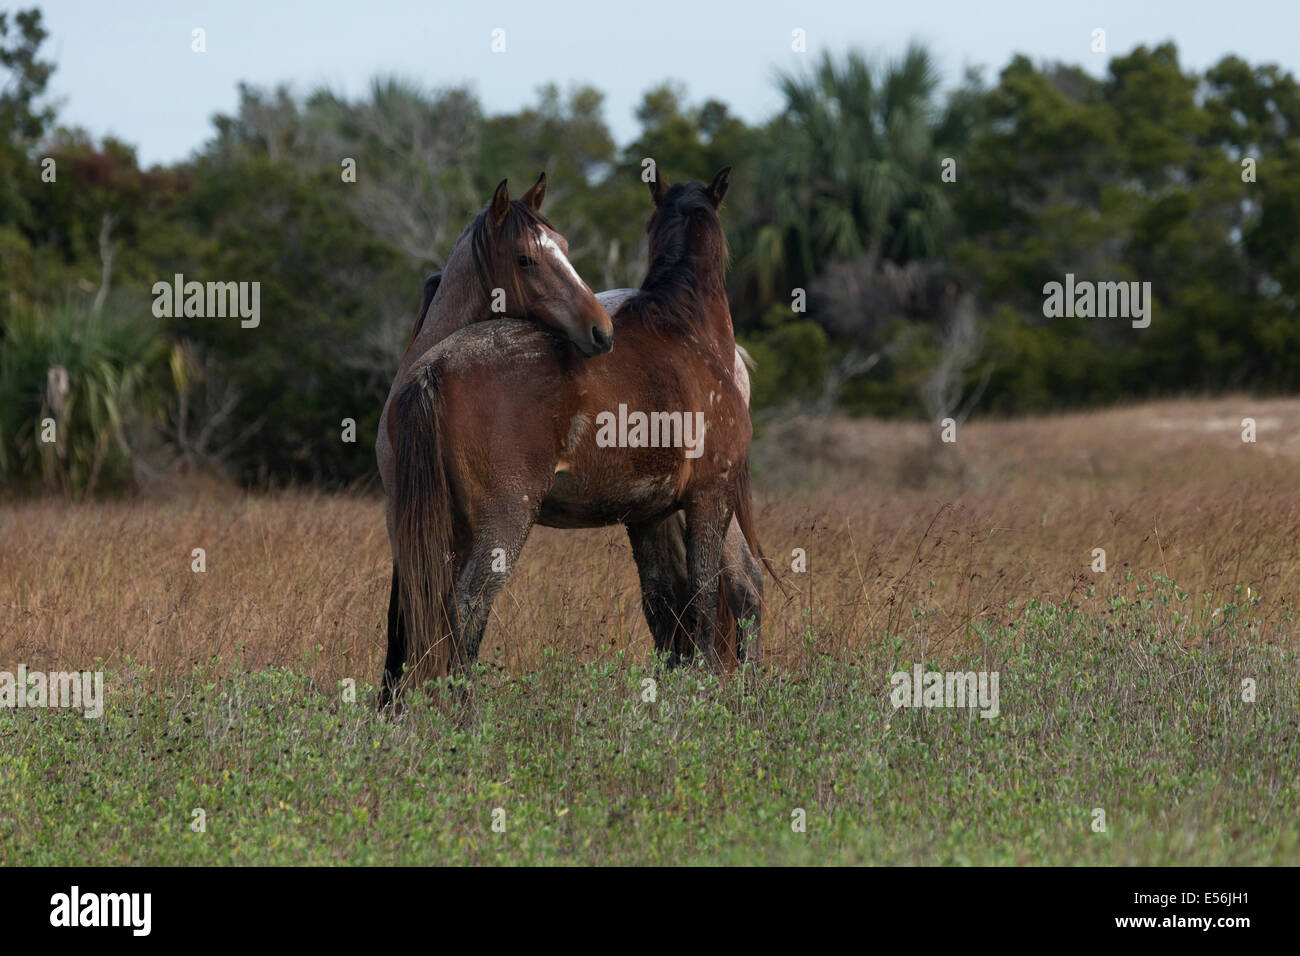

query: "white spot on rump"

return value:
[733, 347, 752, 406]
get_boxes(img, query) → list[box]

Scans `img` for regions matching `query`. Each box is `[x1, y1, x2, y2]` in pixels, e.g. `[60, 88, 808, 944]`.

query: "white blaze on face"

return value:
[536, 227, 587, 290]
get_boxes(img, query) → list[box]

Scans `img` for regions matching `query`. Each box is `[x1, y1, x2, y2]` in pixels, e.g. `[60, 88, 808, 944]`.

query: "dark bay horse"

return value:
[387, 167, 765, 692]
[595, 287, 763, 665]
[376, 174, 614, 702]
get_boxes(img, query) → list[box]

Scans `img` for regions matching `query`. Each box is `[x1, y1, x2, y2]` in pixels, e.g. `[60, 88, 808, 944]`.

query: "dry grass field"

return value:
[2, 396, 1298, 865]
[4, 395, 1298, 683]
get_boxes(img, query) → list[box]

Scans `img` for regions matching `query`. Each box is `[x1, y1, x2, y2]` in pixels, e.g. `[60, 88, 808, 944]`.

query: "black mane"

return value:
[405, 271, 443, 348]
[627, 181, 729, 326]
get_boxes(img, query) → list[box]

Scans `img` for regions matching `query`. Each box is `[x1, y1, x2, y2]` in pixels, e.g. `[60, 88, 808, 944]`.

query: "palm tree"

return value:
[741, 45, 953, 303]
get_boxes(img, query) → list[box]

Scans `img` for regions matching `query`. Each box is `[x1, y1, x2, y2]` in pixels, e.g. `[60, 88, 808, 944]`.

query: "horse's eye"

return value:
[517, 254, 537, 268]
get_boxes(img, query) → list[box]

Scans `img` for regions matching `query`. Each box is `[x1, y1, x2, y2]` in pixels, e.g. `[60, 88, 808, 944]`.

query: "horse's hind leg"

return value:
[627, 516, 691, 666]
[379, 566, 406, 708]
[722, 520, 763, 665]
[449, 508, 540, 676]
[644, 513, 760, 666]
[682, 494, 731, 668]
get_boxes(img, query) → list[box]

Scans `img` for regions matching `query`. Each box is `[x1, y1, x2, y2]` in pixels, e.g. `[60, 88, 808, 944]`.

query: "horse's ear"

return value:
[707, 166, 732, 208]
[520, 171, 546, 211]
[648, 171, 669, 206]
[489, 179, 511, 228]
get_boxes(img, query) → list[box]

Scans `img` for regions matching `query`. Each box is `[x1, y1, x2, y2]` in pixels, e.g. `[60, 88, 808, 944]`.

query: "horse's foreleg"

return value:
[450, 511, 539, 676]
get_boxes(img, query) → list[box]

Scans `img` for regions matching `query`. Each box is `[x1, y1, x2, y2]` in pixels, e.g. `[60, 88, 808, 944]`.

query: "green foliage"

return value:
[953, 43, 1300, 410]
[160, 158, 410, 486]
[0, 302, 176, 495]
[3, 597, 1296, 864]
[742, 319, 830, 407]
[0, 8, 54, 229]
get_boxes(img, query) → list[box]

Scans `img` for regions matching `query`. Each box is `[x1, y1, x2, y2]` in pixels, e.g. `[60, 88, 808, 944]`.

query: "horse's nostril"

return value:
[592, 325, 613, 348]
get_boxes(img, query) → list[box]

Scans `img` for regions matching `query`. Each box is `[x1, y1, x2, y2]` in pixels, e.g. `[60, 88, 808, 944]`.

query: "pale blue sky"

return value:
[33, 0, 1300, 167]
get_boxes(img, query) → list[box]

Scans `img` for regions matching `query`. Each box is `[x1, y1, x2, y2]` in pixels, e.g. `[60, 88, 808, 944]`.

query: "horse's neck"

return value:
[704, 294, 736, 349]
[692, 254, 734, 339]
[404, 255, 481, 366]
[644, 260, 734, 347]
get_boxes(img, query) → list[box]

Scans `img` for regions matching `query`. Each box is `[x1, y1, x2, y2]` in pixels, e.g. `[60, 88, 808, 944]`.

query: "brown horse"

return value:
[400, 289, 763, 671]
[387, 167, 764, 692]
[376, 173, 613, 701]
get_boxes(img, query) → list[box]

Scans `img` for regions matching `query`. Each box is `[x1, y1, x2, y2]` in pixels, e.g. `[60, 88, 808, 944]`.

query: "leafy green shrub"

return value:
[742, 320, 830, 408]
[0, 302, 178, 496]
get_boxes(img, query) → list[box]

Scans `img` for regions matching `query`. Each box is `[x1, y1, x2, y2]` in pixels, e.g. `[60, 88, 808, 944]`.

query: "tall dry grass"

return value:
[3, 396, 1298, 686]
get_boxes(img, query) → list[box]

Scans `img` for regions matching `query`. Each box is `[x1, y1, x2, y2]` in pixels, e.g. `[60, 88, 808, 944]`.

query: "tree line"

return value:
[1, 7, 1296, 493]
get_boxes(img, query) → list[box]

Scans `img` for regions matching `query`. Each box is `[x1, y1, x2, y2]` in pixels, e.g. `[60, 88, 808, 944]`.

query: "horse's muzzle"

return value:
[577, 324, 613, 357]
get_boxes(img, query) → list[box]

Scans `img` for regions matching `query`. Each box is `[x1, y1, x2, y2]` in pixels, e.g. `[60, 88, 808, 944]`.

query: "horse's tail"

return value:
[391, 363, 457, 690]
[733, 455, 792, 596]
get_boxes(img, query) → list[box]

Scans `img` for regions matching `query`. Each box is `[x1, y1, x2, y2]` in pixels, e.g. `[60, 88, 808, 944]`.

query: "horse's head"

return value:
[644, 166, 731, 267]
[632, 167, 732, 323]
[471, 173, 613, 356]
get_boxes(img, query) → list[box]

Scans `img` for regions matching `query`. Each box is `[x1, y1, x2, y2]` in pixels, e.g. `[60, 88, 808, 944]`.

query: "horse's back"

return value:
[413, 318, 569, 377]
[597, 288, 639, 318]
